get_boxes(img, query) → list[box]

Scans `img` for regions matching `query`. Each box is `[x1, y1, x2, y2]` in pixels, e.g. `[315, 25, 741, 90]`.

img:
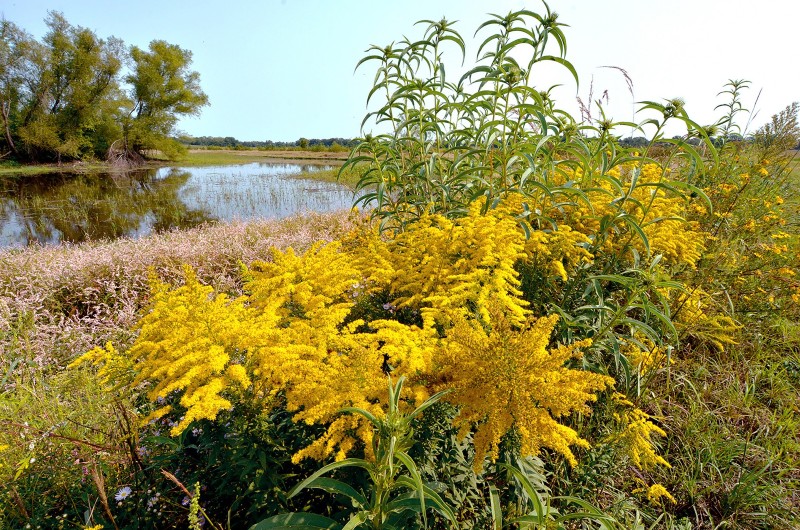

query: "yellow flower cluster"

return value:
[347, 199, 529, 328]
[671, 288, 740, 351]
[82, 170, 705, 470]
[129, 266, 252, 435]
[69, 341, 134, 390]
[245, 242, 438, 461]
[438, 304, 614, 471]
[633, 481, 677, 507]
[645, 483, 677, 506]
[530, 163, 707, 268]
[608, 393, 669, 470]
[620, 334, 671, 376]
[497, 194, 595, 281]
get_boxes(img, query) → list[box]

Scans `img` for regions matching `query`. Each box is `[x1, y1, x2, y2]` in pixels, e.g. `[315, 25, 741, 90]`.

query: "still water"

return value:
[0, 162, 354, 247]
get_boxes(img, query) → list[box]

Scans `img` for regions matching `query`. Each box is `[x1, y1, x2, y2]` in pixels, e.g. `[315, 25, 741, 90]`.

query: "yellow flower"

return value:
[608, 397, 670, 470]
[69, 341, 134, 391]
[438, 303, 613, 472]
[621, 335, 671, 376]
[645, 483, 677, 506]
[349, 200, 530, 328]
[129, 266, 253, 434]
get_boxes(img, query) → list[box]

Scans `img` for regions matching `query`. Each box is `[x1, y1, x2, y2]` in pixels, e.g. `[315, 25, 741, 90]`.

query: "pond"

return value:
[0, 162, 355, 247]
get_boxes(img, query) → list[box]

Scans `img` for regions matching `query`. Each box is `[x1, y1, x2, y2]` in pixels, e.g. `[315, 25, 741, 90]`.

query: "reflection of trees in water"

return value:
[0, 169, 215, 245]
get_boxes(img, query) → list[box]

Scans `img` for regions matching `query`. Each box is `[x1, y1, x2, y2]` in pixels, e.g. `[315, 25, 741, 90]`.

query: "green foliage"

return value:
[0, 366, 135, 529]
[252, 376, 457, 530]
[343, 6, 712, 235]
[0, 12, 207, 163]
[123, 40, 208, 159]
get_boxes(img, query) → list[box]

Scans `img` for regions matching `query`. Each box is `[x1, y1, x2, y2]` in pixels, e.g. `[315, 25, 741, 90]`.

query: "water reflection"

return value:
[0, 162, 353, 247]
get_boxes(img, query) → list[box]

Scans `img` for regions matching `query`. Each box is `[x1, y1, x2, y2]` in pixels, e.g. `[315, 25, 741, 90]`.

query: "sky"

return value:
[2, 0, 798, 142]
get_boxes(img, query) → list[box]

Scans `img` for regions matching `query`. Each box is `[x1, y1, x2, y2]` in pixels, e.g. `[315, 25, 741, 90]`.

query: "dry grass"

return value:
[0, 211, 357, 374]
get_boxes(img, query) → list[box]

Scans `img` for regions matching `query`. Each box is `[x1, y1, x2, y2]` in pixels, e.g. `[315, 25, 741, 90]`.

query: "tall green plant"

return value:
[250, 376, 457, 530]
[344, 3, 714, 234]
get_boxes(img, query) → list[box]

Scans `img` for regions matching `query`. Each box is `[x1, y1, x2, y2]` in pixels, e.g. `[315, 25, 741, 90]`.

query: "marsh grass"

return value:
[0, 159, 120, 176]
[0, 149, 347, 177]
[180, 149, 348, 167]
[0, 211, 355, 372]
[291, 165, 364, 189]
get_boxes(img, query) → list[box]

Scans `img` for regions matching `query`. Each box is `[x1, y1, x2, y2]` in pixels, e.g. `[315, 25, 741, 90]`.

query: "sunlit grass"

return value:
[0, 149, 349, 177]
[0, 160, 112, 176]
[291, 165, 363, 188]
[179, 148, 348, 166]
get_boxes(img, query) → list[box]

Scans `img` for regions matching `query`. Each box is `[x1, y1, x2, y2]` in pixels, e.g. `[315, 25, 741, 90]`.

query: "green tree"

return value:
[0, 19, 32, 158]
[2, 13, 209, 164]
[122, 40, 208, 160]
[15, 12, 124, 162]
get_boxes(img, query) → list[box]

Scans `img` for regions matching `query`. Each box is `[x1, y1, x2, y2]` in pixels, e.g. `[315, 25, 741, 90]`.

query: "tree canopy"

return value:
[0, 12, 207, 163]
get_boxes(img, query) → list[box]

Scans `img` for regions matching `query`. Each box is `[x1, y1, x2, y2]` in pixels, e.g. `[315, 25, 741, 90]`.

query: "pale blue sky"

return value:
[2, 1, 797, 141]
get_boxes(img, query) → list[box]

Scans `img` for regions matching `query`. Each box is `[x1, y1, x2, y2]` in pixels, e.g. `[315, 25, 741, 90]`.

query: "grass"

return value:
[180, 149, 363, 187]
[180, 148, 349, 166]
[291, 165, 363, 188]
[0, 210, 357, 370]
[0, 159, 115, 176]
[0, 148, 349, 177]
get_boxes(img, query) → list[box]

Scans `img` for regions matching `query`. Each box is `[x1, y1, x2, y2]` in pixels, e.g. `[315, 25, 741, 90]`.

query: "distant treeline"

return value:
[621, 134, 800, 150]
[619, 135, 741, 148]
[179, 136, 358, 150]
[182, 135, 799, 152]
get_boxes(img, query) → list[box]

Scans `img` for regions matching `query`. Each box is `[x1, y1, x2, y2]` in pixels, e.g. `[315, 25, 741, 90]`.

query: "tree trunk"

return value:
[0, 101, 18, 156]
[106, 138, 145, 168]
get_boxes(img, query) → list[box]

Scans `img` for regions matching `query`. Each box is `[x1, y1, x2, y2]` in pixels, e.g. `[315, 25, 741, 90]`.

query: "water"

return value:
[0, 162, 354, 247]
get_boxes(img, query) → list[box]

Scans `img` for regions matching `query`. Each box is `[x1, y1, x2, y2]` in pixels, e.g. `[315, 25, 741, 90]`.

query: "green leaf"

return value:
[394, 451, 426, 524]
[341, 512, 369, 530]
[289, 459, 373, 498]
[489, 485, 502, 529]
[249, 513, 343, 530]
[338, 407, 379, 427]
[496, 463, 546, 520]
[299, 477, 367, 508]
[538, 55, 579, 88]
[407, 388, 451, 420]
[394, 478, 460, 527]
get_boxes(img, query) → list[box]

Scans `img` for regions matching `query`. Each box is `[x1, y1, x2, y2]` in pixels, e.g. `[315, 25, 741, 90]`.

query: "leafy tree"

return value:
[1, 13, 208, 164]
[0, 19, 32, 158]
[121, 40, 208, 160]
[16, 12, 124, 161]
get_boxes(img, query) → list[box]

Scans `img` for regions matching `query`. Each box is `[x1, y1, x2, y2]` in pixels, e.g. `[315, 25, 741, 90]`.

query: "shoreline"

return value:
[0, 148, 350, 176]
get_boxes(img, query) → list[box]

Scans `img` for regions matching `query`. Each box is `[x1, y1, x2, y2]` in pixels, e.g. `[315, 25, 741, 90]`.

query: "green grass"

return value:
[0, 159, 113, 176]
[0, 150, 352, 187]
[179, 149, 348, 166]
[292, 166, 363, 189]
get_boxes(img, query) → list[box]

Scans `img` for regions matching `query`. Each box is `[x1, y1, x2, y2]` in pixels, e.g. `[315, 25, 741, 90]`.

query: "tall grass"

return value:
[0, 211, 355, 372]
